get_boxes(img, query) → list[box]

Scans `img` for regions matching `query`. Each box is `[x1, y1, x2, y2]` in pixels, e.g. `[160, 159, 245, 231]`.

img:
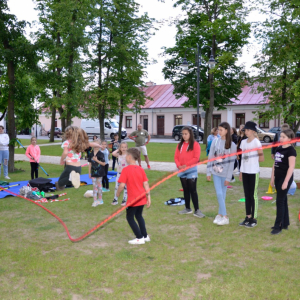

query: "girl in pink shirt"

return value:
[25, 137, 41, 179]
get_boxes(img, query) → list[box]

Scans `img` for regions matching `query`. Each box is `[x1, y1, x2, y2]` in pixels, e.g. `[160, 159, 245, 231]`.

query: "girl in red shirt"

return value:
[174, 127, 204, 218]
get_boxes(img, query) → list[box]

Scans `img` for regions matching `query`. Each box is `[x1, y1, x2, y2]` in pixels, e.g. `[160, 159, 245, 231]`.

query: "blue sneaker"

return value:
[102, 188, 110, 192]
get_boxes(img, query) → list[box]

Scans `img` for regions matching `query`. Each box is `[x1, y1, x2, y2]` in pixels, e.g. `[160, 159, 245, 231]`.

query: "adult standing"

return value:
[271, 124, 290, 160]
[0, 125, 10, 179]
[129, 123, 151, 169]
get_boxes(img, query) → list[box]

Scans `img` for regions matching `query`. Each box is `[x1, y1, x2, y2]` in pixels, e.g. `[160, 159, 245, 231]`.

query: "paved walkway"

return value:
[14, 154, 300, 180]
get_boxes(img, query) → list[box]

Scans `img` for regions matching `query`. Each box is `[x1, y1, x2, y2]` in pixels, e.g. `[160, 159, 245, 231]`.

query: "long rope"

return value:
[1, 138, 298, 242]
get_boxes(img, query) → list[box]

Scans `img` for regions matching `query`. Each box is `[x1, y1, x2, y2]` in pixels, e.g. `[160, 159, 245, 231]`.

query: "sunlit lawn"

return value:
[0, 161, 299, 299]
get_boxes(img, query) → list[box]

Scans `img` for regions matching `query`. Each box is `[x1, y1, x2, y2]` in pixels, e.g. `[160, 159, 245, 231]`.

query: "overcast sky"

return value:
[8, 0, 264, 85]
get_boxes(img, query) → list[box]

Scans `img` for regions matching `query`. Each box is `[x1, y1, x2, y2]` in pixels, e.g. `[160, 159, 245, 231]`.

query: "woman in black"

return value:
[270, 129, 297, 235]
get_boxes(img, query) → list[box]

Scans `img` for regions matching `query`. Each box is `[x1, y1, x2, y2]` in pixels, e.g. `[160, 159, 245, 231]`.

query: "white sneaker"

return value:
[4, 176, 10, 180]
[230, 178, 235, 183]
[92, 201, 99, 207]
[128, 237, 145, 245]
[70, 171, 80, 188]
[144, 235, 151, 242]
[217, 216, 229, 226]
[213, 215, 222, 224]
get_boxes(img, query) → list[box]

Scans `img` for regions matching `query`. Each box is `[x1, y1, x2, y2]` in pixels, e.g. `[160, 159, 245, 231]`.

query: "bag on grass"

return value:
[29, 177, 55, 192]
[84, 190, 93, 198]
[0, 180, 9, 186]
[164, 197, 185, 206]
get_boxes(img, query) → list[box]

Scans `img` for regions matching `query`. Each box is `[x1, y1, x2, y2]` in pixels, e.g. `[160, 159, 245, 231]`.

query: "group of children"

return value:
[176, 121, 296, 236]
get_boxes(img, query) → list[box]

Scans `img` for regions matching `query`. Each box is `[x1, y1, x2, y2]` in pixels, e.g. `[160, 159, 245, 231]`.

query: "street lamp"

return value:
[180, 44, 216, 142]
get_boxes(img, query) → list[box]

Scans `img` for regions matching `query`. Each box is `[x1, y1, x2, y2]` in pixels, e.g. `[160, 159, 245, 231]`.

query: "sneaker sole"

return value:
[245, 224, 257, 228]
[178, 211, 193, 215]
[193, 214, 205, 218]
[128, 241, 145, 245]
[70, 171, 80, 189]
[111, 202, 118, 205]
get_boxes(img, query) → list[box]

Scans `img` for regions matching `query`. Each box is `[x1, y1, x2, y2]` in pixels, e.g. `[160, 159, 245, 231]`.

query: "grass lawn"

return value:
[16, 139, 62, 146]
[0, 161, 299, 299]
[14, 142, 300, 169]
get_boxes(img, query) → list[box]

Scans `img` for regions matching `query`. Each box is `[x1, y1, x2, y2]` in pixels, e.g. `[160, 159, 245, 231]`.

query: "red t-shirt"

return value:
[118, 165, 148, 207]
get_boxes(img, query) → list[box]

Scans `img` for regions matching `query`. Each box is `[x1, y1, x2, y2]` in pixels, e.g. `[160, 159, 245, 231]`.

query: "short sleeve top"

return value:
[88, 150, 105, 178]
[131, 130, 149, 147]
[274, 146, 297, 176]
[240, 138, 262, 174]
[61, 140, 81, 163]
[100, 148, 109, 164]
[117, 154, 128, 173]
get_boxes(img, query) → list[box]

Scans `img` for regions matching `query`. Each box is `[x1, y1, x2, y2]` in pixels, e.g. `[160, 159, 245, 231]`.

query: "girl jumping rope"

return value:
[55, 126, 91, 191]
[207, 122, 237, 226]
[174, 126, 204, 218]
[88, 140, 106, 207]
[270, 129, 296, 235]
[238, 121, 264, 228]
[25, 137, 41, 179]
[111, 142, 128, 206]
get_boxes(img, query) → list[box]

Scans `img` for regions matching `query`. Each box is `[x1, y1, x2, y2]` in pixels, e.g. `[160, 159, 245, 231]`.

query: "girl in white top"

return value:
[238, 121, 264, 228]
[111, 142, 128, 206]
[0, 126, 10, 179]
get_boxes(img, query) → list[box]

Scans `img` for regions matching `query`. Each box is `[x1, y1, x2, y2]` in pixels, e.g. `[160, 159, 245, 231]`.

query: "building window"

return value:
[126, 116, 132, 128]
[192, 114, 201, 127]
[174, 114, 182, 125]
[236, 113, 245, 128]
[259, 114, 269, 128]
[212, 114, 221, 128]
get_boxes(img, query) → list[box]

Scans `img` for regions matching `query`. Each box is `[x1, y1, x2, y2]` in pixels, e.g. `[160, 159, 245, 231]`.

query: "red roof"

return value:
[133, 83, 268, 109]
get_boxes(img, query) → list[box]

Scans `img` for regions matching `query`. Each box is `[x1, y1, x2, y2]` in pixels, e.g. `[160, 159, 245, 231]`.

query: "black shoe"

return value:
[245, 218, 257, 228]
[239, 217, 249, 226]
[271, 226, 288, 230]
[271, 228, 282, 235]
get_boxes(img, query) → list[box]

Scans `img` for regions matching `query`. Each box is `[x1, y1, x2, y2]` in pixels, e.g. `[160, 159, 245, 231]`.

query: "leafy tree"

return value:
[86, 0, 153, 140]
[0, 1, 38, 171]
[252, 0, 300, 132]
[162, 0, 251, 143]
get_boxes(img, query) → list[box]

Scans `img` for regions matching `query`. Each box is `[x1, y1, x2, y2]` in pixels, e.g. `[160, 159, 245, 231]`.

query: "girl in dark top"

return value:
[270, 129, 297, 235]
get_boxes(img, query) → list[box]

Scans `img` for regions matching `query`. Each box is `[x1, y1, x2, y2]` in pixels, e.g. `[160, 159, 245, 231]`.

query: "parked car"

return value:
[172, 125, 204, 141]
[237, 127, 275, 143]
[48, 127, 62, 138]
[268, 127, 281, 134]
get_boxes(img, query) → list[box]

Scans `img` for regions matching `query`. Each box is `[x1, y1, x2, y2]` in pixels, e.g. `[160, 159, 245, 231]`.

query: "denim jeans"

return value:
[213, 175, 228, 216]
[0, 150, 9, 177]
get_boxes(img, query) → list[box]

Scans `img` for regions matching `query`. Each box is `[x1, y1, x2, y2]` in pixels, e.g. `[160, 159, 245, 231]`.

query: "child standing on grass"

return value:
[207, 122, 237, 226]
[100, 140, 110, 192]
[111, 142, 128, 206]
[174, 126, 204, 218]
[25, 137, 41, 180]
[88, 140, 106, 207]
[270, 129, 296, 235]
[55, 126, 91, 191]
[111, 133, 120, 171]
[116, 148, 151, 245]
[238, 121, 264, 228]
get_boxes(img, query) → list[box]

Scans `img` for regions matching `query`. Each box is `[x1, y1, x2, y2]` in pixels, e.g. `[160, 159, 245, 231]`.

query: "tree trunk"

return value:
[119, 99, 124, 141]
[49, 105, 56, 142]
[98, 104, 105, 140]
[203, 107, 209, 145]
[7, 61, 15, 173]
[58, 107, 66, 133]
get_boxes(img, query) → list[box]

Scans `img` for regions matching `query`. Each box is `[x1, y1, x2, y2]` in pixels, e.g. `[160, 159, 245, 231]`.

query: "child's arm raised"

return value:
[143, 181, 151, 208]
[116, 183, 125, 197]
[282, 156, 296, 190]
[112, 149, 119, 158]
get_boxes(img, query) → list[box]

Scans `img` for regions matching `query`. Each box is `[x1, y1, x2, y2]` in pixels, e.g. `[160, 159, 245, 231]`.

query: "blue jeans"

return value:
[213, 175, 227, 216]
[0, 150, 9, 177]
[177, 166, 198, 179]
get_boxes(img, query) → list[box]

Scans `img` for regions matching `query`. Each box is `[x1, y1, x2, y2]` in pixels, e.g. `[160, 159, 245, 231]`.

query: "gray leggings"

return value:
[58, 165, 81, 187]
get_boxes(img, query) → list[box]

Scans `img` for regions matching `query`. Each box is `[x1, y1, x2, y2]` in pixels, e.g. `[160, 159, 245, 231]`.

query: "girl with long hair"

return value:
[174, 126, 204, 218]
[207, 122, 237, 225]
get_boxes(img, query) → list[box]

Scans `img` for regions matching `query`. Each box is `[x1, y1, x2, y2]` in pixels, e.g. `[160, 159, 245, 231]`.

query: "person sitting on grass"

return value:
[116, 148, 151, 245]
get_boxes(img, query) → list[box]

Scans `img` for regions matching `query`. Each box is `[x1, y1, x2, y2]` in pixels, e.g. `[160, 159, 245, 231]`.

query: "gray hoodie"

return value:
[207, 138, 237, 181]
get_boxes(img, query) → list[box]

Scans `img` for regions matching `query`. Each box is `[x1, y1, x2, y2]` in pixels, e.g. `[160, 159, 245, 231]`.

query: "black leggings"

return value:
[112, 156, 118, 171]
[102, 164, 109, 189]
[58, 165, 81, 187]
[180, 177, 199, 211]
[274, 174, 293, 229]
[242, 173, 259, 219]
[126, 205, 147, 239]
[30, 162, 39, 179]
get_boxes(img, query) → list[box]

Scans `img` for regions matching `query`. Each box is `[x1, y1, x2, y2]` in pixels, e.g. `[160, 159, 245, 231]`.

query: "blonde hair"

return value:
[118, 142, 128, 155]
[64, 126, 90, 153]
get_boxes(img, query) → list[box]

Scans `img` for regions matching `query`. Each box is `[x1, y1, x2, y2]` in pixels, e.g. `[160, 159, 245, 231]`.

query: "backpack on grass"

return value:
[28, 177, 55, 192]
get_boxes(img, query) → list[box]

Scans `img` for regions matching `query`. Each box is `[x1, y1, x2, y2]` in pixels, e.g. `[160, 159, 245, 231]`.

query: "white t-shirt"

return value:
[240, 138, 262, 174]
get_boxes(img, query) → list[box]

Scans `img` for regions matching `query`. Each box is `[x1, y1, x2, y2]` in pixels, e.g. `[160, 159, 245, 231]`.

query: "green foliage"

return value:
[252, 0, 300, 131]
[162, 0, 251, 111]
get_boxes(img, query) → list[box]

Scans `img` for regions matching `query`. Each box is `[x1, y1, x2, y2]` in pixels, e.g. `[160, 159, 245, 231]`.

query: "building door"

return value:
[157, 116, 164, 135]
[192, 114, 201, 126]
[140, 115, 148, 131]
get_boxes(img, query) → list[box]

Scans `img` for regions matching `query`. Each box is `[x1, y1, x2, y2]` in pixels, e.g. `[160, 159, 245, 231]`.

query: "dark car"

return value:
[48, 127, 62, 138]
[172, 125, 204, 141]
[268, 127, 281, 134]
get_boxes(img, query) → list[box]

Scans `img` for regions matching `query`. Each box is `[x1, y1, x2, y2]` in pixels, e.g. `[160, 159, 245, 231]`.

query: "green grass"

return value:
[16, 138, 62, 146]
[15, 142, 300, 169]
[0, 161, 299, 299]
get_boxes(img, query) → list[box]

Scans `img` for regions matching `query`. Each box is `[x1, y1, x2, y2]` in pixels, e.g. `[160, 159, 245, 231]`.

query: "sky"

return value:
[7, 0, 264, 85]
